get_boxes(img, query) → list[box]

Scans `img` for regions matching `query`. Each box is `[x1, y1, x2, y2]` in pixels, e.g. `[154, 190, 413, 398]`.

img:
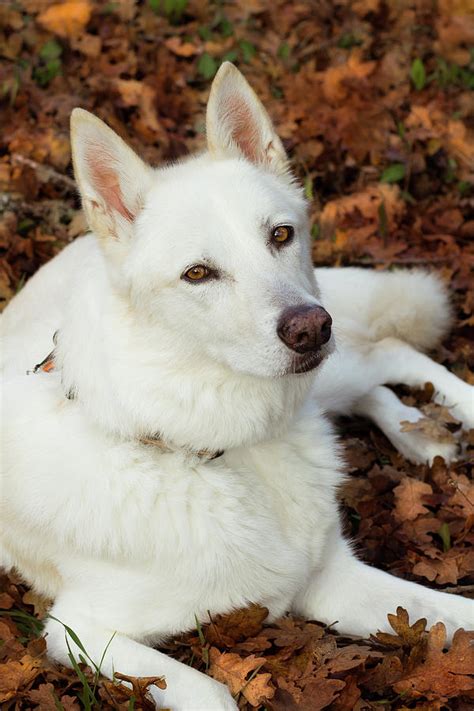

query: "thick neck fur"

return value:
[56, 240, 313, 452]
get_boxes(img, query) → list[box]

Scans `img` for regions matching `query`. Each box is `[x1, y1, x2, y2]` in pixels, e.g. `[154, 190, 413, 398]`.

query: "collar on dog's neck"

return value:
[29, 336, 224, 462]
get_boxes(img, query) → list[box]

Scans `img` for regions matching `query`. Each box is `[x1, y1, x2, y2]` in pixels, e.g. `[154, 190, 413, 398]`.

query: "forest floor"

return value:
[0, 1, 473, 709]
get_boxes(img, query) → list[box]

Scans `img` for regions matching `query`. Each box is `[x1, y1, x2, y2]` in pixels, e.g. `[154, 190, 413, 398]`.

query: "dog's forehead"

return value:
[144, 158, 305, 224]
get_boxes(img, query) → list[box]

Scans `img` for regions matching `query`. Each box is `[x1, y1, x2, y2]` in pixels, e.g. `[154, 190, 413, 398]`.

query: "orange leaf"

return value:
[208, 648, 274, 705]
[394, 624, 474, 701]
[38, 1, 92, 38]
[165, 37, 199, 58]
[393, 478, 433, 522]
[0, 654, 43, 703]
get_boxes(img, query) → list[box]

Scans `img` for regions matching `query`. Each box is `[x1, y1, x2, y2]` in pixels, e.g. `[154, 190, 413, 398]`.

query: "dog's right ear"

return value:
[71, 109, 153, 243]
[206, 62, 290, 178]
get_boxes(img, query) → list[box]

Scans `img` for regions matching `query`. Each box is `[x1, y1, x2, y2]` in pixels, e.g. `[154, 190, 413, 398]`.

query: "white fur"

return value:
[1, 63, 473, 710]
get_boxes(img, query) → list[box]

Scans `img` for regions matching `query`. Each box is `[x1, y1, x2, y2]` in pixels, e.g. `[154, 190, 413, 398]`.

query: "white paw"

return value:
[152, 676, 238, 711]
[425, 593, 474, 643]
[388, 429, 458, 465]
[433, 382, 474, 430]
[450, 394, 474, 430]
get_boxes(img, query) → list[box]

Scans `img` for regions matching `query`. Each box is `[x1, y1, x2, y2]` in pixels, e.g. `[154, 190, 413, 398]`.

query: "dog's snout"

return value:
[277, 305, 332, 353]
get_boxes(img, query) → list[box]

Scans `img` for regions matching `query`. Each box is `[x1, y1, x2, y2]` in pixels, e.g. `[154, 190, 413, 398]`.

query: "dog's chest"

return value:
[99, 417, 342, 633]
[4, 382, 341, 634]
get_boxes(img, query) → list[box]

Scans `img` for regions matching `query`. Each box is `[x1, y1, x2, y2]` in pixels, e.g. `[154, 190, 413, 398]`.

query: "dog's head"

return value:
[71, 63, 333, 382]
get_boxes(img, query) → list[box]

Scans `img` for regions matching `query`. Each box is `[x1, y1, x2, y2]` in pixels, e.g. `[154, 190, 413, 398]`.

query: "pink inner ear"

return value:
[88, 152, 134, 222]
[221, 95, 260, 164]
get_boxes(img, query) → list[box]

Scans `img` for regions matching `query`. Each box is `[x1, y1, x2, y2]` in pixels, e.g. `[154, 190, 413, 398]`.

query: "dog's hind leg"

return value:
[294, 526, 474, 641]
[45, 594, 237, 710]
[367, 337, 474, 429]
[352, 385, 458, 464]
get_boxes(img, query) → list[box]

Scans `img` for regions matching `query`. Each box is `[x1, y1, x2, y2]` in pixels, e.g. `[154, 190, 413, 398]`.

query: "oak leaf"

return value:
[325, 644, 382, 673]
[412, 555, 459, 585]
[393, 478, 433, 522]
[100, 672, 166, 710]
[208, 648, 274, 706]
[27, 683, 80, 711]
[206, 605, 268, 647]
[400, 416, 456, 444]
[374, 607, 427, 649]
[0, 654, 43, 702]
[276, 668, 346, 710]
[394, 624, 474, 700]
[400, 402, 461, 444]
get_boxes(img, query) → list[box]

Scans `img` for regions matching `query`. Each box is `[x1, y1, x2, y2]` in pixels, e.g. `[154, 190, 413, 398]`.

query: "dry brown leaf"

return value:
[448, 473, 474, 516]
[208, 648, 274, 706]
[241, 671, 275, 707]
[70, 33, 102, 58]
[37, 1, 92, 38]
[394, 624, 474, 700]
[393, 479, 433, 522]
[400, 416, 456, 444]
[0, 592, 14, 609]
[295, 670, 346, 710]
[27, 683, 80, 711]
[319, 184, 405, 243]
[322, 51, 375, 103]
[375, 607, 427, 648]
[165, 37, 199, 58]
[206, 605, 268, 647]
[23, 589, 50, 619]
[412, 555, 460, 585]
[0, 654, 43, 702]
[325, 644, 381, 673]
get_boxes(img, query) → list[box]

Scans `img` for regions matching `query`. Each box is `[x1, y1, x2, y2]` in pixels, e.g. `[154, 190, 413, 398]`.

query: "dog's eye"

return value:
[271, 225, 294, 246]
[182, 265, 211, 282]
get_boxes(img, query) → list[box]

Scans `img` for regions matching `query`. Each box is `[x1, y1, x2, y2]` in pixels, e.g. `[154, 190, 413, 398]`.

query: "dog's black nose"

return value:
[277, 305, 332, 353]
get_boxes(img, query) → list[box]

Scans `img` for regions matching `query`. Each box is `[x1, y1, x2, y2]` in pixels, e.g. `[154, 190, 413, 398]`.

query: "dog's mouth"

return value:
[290, 350, 326, 375]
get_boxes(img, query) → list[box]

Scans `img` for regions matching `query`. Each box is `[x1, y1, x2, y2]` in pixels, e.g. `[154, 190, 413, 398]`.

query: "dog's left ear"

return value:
[71, 108, 154, 244]
[206, 62, 289, 177]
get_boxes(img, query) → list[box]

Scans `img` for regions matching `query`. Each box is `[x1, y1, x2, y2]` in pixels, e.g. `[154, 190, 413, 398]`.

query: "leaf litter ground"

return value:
[0, 1, 473, 709]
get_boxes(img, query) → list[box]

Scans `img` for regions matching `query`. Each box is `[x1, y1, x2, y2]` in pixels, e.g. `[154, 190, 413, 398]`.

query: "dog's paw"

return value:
[426, 594, 474, 643]
[388, 428, 459, 466]
[450, 393, 474, 431]
[151, 676, 238, 711]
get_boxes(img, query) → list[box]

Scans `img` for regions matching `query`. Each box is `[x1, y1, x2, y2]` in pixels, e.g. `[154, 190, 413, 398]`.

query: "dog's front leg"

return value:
[293, 526, 474, 640]
[44, 595, 237, 711]
[369, 337, 474, 427]
[353, 385, 459, 464]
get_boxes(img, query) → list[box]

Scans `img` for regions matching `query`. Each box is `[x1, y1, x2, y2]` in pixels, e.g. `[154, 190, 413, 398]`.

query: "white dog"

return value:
[1, 63, 473, 710]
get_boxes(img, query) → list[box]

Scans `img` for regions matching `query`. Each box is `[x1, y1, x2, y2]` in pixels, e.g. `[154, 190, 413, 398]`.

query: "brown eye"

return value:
[272, 225, 294, 245]
[183, 265, 210, 282]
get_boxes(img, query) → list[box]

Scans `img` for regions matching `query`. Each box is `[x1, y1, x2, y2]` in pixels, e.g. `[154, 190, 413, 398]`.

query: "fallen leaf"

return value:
[375, 607, 428, 648]
[27, 683, 80, 711]
[165, 37, 199, 58]
[206, 605, 268, 647]
[37, 1, 92, 38]
[394, 624, 474, 700]
[412, 554, 460, 585]
[23, 590, 50, 619]
[0, 654, 43, 702]
[208, 648, 274, 706]
[393, 479, 433, 522]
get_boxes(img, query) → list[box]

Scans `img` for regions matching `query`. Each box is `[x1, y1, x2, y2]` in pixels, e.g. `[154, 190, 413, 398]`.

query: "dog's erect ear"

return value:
[206, 62, 289, 177]
[71, 109, 153, 242]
